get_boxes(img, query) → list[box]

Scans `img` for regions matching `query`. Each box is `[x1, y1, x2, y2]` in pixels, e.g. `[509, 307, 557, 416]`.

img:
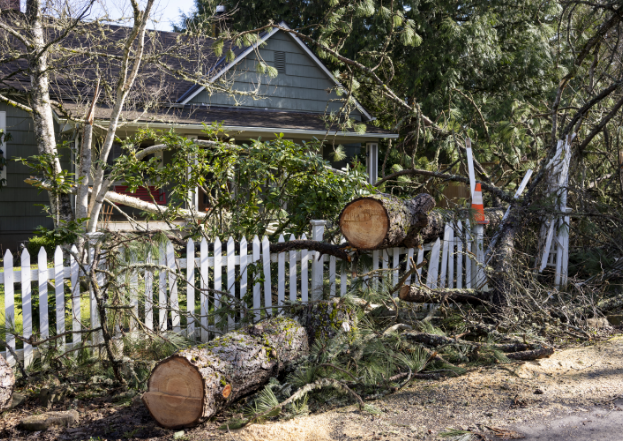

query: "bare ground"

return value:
[1, 333, 622, 441]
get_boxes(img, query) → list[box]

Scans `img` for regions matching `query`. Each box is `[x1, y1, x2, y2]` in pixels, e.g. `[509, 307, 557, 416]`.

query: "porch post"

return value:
[366, 142, 378, 185]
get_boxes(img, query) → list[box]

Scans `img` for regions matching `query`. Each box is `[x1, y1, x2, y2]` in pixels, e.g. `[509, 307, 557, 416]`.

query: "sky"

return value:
[103, 0, 198, 31]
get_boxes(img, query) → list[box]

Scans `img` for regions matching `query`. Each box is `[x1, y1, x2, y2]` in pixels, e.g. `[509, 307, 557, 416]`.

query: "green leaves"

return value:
[211, 38, 224, 57]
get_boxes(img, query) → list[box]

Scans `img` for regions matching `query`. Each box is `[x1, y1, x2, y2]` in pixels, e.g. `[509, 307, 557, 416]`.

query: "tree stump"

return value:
[339, 193, 435, 249]
[0, 354, 15, 411]
[142, 317, 308, 428]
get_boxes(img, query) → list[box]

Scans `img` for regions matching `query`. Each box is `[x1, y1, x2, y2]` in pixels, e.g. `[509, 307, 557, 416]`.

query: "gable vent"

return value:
[274, 51, 286, 74]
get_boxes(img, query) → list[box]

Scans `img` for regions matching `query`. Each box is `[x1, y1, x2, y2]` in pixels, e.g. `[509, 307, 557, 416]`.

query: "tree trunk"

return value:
[0, 353, 15, 411]
[142, 318, 308, 429]
[339, 193, 435, 249]
[398, 285, 488, 304]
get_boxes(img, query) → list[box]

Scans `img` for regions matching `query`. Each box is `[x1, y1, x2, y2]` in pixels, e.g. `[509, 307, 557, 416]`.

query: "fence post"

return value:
[310, 220, 327, 301]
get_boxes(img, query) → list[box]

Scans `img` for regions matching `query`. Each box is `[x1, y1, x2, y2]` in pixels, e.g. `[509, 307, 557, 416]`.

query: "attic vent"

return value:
[274, 51, 286, 74]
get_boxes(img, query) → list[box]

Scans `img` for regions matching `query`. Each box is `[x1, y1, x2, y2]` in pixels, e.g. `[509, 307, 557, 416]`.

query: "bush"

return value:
[27, 235, 57, 256]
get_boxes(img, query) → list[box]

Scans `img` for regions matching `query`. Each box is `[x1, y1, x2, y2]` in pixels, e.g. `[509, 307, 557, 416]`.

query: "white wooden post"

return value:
[200, 238, 210, 340]
[3, 250, 15, 366]
[87, 232, 104, 346]
[289, 234, 297, 302]
[187, 238, 195, 338]
[38, 248, 49, 340]
[366, 142, 379, 184]
[227, 237, 235, 328]
[414, 248, 424, 286]
[54, 246, 65, 352]
[311, 220, 326, 301]
[300, 233, 309, 303]
[406, 248, 414, 285]
[372, 249, 380, 288]
[187, 135, 199, 210]
[21, 249, 33, 367]
[240, 237, 248, 320]
[329, 255, 336, 297]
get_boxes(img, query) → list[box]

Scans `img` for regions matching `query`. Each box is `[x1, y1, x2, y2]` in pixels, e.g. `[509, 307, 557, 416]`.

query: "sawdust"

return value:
[221, 335, 623, 441]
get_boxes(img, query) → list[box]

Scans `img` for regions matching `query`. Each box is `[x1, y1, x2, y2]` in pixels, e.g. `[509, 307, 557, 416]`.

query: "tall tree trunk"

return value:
[28, 0, 73, 226]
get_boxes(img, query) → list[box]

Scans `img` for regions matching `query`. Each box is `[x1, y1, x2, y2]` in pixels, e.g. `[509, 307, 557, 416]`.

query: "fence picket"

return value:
[214, 237, 222, 327]
[456, 221, 463, 289]
[329, 255, 336, 297]
[448, 227, 455, 289]
[129, 250, 139, 330]
[415, 248, 424, 286]
[262, 236, 272, 315]
[167, 242, 180, 332]
[240, 237, 248, 320]
[439, 225, 451, 288]
[145, 252, 154, 331]
[187, 238, 195, 339]
[406, 248, 414, 285]
[70, 246, 81, 346]
[392, 247, 400, 287]
[252, 236, 261, 321]
[278, 235, 285, 306]
[289, 234, 297, 302]
[300, 233, 308, 303]
[54, 247, 65, 351]
[38, 248, 49, 340]
[200, 238, 209, 341]
[3, 250, 15, 366]
[340, 261, 347, 297]
[227, 237, 235, 328]
[159, 243, 167, 332]
[21, 250, 33, 367]
[426, 238, 441, 289]
[465, 219, 472, 289]
[372, 250, 379, 287]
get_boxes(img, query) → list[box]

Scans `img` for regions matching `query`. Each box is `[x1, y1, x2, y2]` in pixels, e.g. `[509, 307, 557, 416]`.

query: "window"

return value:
[274, 51, 286, 74]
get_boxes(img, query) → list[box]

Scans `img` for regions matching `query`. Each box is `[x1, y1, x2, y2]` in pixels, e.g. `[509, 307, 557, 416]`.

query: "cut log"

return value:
[0, 354, 15, 411]
[339, 193, 436, 249]
[398, 285, 488, 304]
[143, 317, 308, 429]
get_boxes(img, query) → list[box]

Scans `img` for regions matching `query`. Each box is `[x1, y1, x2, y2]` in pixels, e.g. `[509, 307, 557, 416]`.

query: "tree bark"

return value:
[339, 193, 436, 249]
[398, 285, 488, 304]
[0, 353, 15, 411]
[143, 317, 308, 429]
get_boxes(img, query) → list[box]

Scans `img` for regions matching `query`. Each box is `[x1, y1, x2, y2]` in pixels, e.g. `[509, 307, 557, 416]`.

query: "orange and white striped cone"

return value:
[472, 183, 489, 225]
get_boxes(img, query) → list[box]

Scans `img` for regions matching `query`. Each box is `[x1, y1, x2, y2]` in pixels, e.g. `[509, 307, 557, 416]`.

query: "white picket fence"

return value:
[0, 220, 487, 368]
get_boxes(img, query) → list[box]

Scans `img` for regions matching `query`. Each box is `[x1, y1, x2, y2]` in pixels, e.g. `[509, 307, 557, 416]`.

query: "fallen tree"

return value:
[143, 317, 308, 428]
[0, 354, 14, 411]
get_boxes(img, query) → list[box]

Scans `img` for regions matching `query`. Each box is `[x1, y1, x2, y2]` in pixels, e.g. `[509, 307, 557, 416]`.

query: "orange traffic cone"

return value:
[472, 183, 489, 225]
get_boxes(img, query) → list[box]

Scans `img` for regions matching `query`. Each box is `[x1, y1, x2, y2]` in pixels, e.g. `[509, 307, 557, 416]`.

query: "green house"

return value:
[0, 23, 397, 249]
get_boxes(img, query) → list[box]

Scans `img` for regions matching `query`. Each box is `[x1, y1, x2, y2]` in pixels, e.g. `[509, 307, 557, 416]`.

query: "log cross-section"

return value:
[143, 318, 308, 428]
[339, 193, 436, 249]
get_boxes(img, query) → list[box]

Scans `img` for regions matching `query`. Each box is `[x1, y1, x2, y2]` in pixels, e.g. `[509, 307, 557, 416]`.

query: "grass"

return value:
[0, 279, 91, 350]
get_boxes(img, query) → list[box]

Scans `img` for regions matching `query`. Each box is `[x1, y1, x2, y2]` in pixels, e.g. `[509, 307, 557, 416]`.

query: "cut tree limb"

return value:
[399, 285, 488, 304]
[339, 193, 435, 249]
[0, 354, 15, 411]
[270, 240, 350, 261]
[143, 317, 308, 428]
[505, 347, 555, 360]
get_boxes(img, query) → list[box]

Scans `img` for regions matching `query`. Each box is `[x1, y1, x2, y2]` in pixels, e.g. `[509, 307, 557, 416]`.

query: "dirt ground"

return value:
[1, 334, 622, 441]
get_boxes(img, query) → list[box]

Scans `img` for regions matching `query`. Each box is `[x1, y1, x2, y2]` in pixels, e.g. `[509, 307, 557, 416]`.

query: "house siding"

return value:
[188, 32, 362, 120]
[0, 104, 69, 250]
